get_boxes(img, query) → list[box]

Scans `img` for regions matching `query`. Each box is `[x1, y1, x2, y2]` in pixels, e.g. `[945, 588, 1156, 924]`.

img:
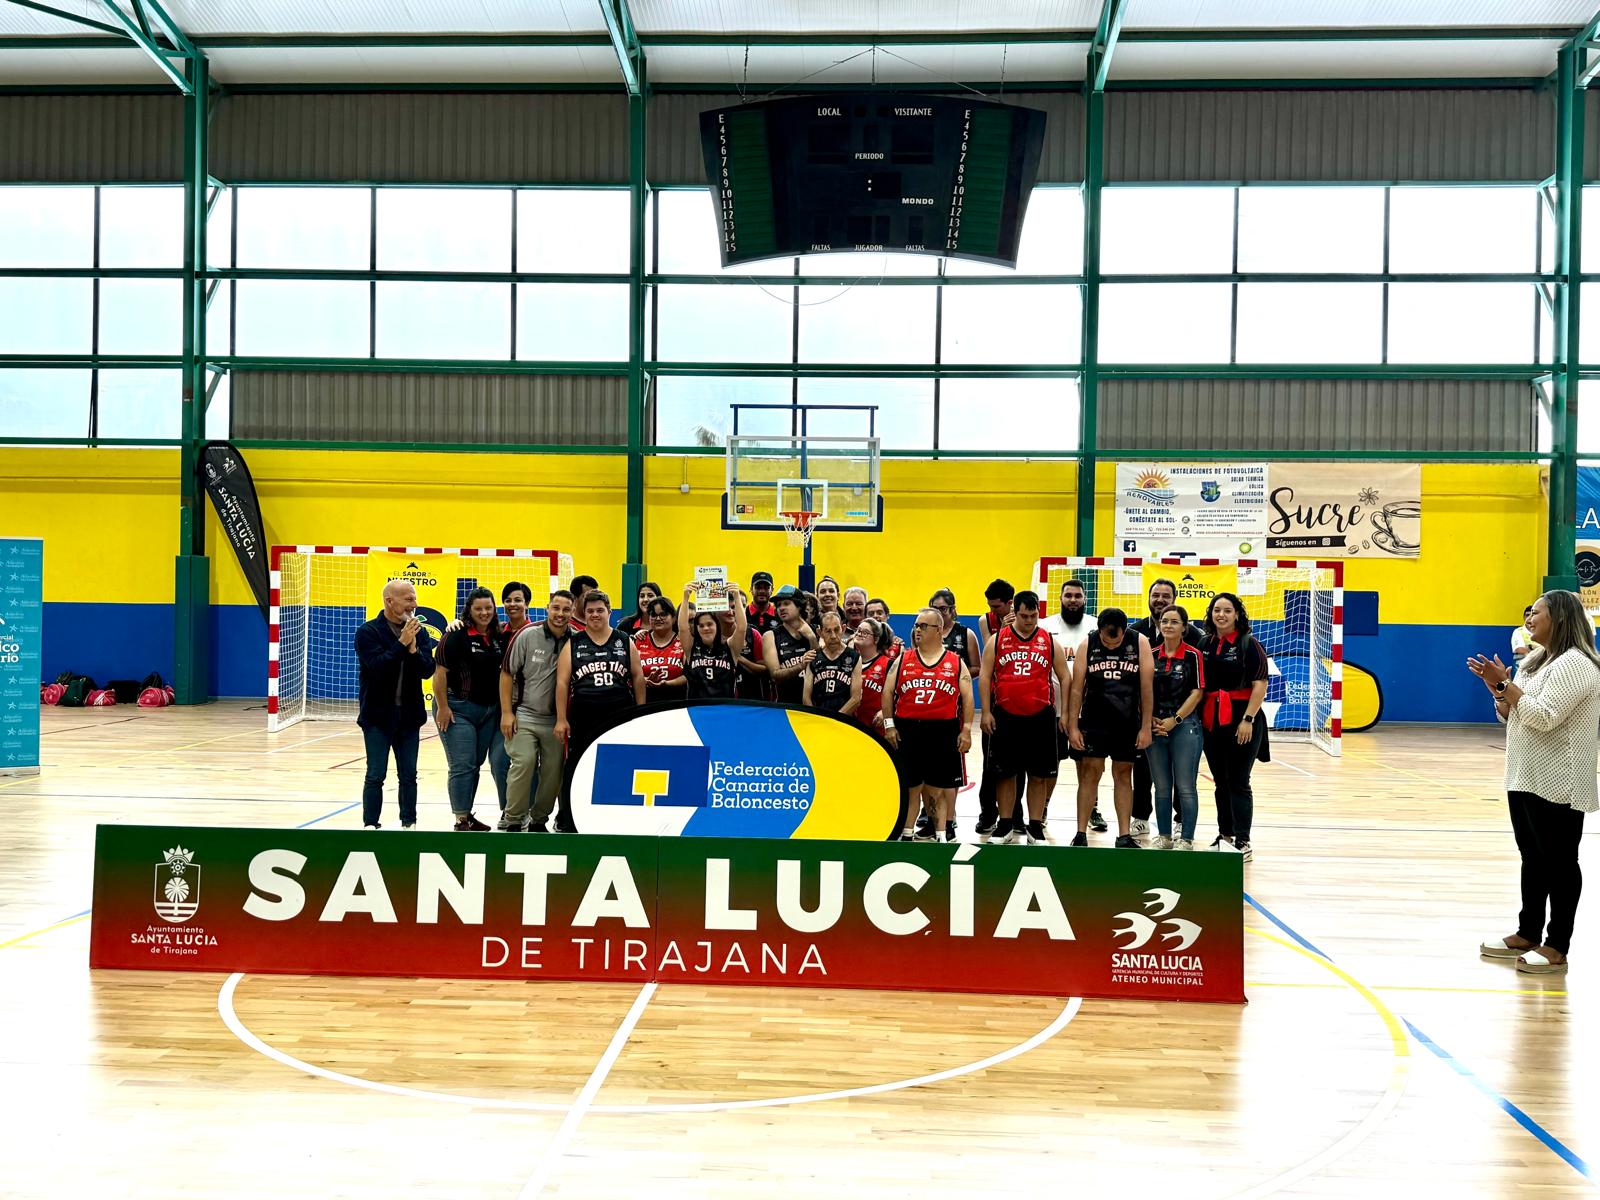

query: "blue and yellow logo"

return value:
[592, 744, 709, 807]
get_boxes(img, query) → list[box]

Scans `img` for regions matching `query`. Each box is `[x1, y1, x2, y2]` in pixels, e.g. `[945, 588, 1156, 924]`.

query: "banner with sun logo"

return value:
[1114, 463, 1269, 559]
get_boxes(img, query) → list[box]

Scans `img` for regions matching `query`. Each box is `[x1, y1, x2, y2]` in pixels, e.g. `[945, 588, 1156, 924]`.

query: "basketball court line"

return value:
[1244, 894, 1594, 1183]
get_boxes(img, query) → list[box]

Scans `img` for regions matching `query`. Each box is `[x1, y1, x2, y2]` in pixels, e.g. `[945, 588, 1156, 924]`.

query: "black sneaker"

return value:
[988, 817, 1012, 844]
[1069, 831, 1088, 847]
[899, 832, 917, 842]
[530, 821, 549, 833]
[1026, 821, 1047, 845]
[945, 821, 957, 842]
[914, 813, 933, 839]
[454, 814, 491, 832]
[1233, 839, 1254, 861]
[1114, 834, 1141, 849]
[975, 816, 998, 838]
[1088, 807, 1108, 833]
[913, 827, 938, 842]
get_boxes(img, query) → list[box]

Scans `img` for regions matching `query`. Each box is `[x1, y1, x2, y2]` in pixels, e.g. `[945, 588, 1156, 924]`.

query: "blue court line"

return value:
[1402, 1019, 1594, 1181]
[1245, 893, 1593, 1183]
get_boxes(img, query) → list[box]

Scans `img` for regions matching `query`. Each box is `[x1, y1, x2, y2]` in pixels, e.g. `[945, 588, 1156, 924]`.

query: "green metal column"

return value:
[1077, 83, 1104, 556]
[174, 51, 210, 702]
[1548, 42, 1584, 592]
[622, 56, 648, 604]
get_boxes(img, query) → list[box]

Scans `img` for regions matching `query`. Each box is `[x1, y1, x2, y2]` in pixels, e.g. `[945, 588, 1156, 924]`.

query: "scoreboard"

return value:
[699, 93, 1048, 269]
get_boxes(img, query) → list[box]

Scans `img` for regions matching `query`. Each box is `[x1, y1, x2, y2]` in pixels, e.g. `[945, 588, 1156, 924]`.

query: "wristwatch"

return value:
[1495, 679, 1509, 694]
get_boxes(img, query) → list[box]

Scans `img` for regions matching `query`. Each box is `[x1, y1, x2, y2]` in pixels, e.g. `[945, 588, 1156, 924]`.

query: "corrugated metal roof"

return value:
[1125, 0, 1592, 27]
[1109, 39, 1561, 81]
[0, 94, 184, 181]
[647, 90, 1084, 184]
[1107, 89, 1552, 182]
[1098, 378, 1533, 452]
[210, 93, 629, 183]
[205, 45, 621, 85]
[138, 0, 608, 35]
[629, 0, 1101, 35]
[231, 371, 627, 444]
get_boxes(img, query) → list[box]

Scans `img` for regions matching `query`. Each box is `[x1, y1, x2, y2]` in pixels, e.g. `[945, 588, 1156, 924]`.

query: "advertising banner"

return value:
[200, 442, 271, 619]
[90, 825, 1245, 1002]
[1114, 464, 1269, 559]
[1267, 463, 1421, 559]
[1578, 467, 1600, 615]
[569, 701, 905, 840]
[364, 552, 457, 640]
[0, 538, 42, 777]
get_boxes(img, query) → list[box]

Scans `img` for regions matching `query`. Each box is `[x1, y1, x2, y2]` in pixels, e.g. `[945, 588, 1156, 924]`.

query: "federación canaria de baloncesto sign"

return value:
[91, 826, 1244, 1002]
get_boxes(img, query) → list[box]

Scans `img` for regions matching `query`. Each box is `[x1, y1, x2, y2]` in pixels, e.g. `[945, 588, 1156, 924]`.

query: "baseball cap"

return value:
[773, 584, 798, 598]
[752, 571, 774, 586]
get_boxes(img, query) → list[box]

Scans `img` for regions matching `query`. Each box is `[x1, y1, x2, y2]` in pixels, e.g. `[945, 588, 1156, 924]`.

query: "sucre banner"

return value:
[90, 825, 1244, 1002]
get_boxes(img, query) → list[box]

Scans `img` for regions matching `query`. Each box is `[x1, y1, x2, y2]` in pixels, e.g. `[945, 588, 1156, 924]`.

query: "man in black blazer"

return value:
[354, 579, 435, 829]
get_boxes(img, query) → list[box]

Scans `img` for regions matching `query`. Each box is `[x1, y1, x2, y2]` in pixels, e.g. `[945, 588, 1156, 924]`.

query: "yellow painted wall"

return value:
[0, 447, 1547, 629]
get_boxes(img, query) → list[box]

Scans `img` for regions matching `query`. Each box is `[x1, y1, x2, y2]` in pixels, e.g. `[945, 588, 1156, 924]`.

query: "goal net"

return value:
[269, 545, 573, 732]
[1032, 556, 1343, 757]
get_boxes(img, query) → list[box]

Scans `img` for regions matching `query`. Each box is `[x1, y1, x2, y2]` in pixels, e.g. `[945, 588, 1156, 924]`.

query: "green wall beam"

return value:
[1548, 37, 1587, 592]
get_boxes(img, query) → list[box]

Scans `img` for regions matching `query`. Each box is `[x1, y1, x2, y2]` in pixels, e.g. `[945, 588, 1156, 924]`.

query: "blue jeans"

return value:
[1145, 714, 1202, 840]
[438, 697, 508, 815]
[361, 723, 420, 827]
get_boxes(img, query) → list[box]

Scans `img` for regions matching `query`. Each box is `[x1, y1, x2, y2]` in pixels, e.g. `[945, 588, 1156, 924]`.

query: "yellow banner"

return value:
[1142, 564, 1286, 624]
[366, 552, 458, 640]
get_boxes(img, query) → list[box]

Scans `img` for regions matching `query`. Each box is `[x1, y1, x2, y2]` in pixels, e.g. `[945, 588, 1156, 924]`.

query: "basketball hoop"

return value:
[779, 511, 819, 549]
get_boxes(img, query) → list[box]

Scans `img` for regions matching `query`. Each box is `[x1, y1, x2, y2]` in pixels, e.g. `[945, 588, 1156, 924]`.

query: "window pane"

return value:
[1582, 284, 1600, 363]
[100, 186, 183, 269]
[208, 186, 233, 269]
[657, 189, 775, 276]
[205, 372, 230, 440]
[207, 282, 232, 357]
[655, 283, 792, 362]
[939, 378, 1079, 452]
[0, 186, 93, 268]
[519, 189, 632, 274]
[235, 281, 370, 356]
[941, 284, 1079, 364]
[796, 377, 931, 450]
[100, 279, 183, 355]
[798, 251, 939, 277]
[1389, 187, 1536, 273]
[375, 282, 509, 360]
[236, 187, 370, 270]
[97, 369, 180, 439]
[1236, 187, 1384, 273]
[653, 375, 792, 445]
[945, 187, 1083, 276]
[798, 285, 935, 363]
[376, 188, 510, 272]
[1580, 379, 1600, 454]
[0, 279, 92, 353]
[1388, 283, 1534, 363]
[1235, 283, 1383, 364]
[517, 283, 627, 361]
[1101, 187, 1233, 275]
[0, 369, 89, 437]
[1099, 283, 1231, 363]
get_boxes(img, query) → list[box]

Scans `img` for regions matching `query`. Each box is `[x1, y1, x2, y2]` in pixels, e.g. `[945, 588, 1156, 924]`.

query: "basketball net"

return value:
[779, 511, 818, 549]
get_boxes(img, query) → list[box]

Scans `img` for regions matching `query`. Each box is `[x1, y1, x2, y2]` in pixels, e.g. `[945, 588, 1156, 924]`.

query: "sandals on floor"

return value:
[1515, 949, 1569, 975]
[1479, 937, 1527, 959]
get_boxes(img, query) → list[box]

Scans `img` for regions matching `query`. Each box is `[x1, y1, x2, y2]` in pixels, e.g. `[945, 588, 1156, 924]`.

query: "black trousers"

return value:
[1202, 718, 1264, 842]
[559, 695, 633, 831]
[1509, 790, 1586, 955]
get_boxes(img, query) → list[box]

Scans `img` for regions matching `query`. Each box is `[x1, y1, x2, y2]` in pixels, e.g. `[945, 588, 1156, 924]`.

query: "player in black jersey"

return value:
[804, 612, 862, 715]
[679, 582, 747, 700]
[1066, 608, 1154, 849]
[762, 585, 818, 704]
[554, 590, 644, 831]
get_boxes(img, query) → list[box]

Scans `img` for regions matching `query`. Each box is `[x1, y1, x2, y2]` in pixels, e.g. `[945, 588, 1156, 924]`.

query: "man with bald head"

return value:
[354, 579, 436, 829]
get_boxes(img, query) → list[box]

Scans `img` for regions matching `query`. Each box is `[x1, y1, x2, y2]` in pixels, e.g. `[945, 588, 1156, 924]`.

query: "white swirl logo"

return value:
[1112, 888, 1202, 952]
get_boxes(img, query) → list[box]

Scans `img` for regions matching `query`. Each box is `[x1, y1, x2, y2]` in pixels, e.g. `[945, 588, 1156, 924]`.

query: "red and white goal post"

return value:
[1031, 556, 1344, 757]
[268, 545, 573, 732]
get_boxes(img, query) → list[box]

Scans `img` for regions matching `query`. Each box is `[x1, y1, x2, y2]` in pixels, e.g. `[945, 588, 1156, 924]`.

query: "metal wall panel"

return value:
[647, 91, 1085, 184]
[1108, 89, 1553, 182]
[1098, 379, 1533, 452]
[231, 371, 627, 444]
[0, 95, 184, 182]
[209, 93, 630, 183]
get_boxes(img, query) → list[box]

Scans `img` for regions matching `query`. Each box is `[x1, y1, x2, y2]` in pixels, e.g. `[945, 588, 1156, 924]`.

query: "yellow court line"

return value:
[1338, 748, 1486, 802]
[1249, 927, 1411, 1058]
[0, 911, 90, 950]
[1249, 980, 1567, 998]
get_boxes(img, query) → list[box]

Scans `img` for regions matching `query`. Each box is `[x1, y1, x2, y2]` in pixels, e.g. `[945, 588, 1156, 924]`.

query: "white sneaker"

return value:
[1210, 834, 1234, 851]
[1175, 838, 1195, 851]
[1217, 839, 1244, 855]
[1150, 834, 1173, 850]
[1130, 819, 1149, 839]
[363, 824, 380, 830]
[401, 822, 417, 830]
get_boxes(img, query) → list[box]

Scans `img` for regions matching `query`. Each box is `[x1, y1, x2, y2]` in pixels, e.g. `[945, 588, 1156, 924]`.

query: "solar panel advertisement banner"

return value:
[89, 825, 1245, 1002]
[0, 538, 41, 778]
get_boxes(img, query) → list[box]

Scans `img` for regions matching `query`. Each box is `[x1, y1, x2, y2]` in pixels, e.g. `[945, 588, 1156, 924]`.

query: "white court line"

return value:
[519, 980, 657, 1200]
[265, 727, 359, 754]
[217, 973, 1081, 1114]
[1271, 758, 1314, 778]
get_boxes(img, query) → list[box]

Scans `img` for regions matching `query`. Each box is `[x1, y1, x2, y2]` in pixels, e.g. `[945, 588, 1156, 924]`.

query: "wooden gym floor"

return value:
[1, 703, 1593, 1198]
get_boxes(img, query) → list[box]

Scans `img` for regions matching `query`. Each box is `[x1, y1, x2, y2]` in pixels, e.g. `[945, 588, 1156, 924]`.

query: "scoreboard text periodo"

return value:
[699, 94, 1047, 268]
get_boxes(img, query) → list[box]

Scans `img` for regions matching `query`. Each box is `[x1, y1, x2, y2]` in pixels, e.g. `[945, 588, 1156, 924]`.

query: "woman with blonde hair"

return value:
[1470, 589, 1600, 975]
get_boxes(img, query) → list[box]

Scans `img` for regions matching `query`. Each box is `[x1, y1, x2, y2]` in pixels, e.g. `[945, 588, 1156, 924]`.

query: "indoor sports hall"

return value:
[1, 2, 1597, 1197]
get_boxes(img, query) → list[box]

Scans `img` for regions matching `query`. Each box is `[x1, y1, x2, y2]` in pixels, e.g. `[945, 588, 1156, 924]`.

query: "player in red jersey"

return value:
[853, 617, 897, 735]
[980, 590, 1070, 845]
[882, 607, 974, 842]
[633, 596, 685, 705]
